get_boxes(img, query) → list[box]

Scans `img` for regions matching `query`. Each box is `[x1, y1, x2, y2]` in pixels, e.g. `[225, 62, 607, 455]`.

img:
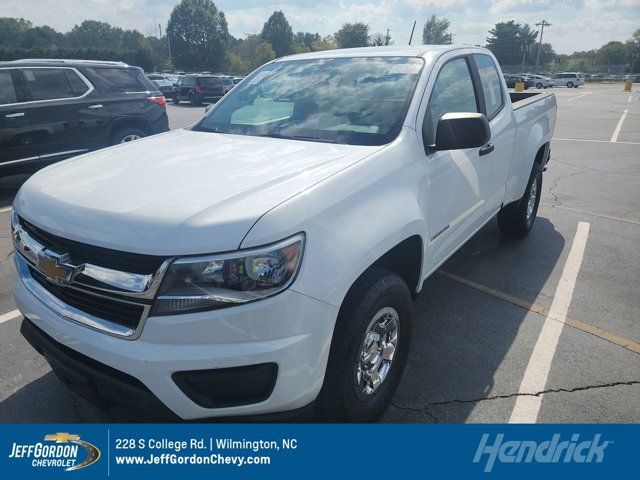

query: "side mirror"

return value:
[433, 112, 491, 151]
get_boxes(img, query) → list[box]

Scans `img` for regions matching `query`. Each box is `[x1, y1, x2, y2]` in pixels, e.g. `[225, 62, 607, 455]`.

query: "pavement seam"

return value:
[392, 380, 640, 414]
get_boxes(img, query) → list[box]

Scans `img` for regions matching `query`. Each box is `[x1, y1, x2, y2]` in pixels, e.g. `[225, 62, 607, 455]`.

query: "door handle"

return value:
[5, 112, 25, 118]
[479, 143, 494, 156]
[88, 104, 103, 109]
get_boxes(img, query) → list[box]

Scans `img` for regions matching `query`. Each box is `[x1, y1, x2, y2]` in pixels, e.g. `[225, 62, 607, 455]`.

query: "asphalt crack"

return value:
[390, 400, 440, 422]
[547, 169, 590, 207]
[391, 380, 640, 416]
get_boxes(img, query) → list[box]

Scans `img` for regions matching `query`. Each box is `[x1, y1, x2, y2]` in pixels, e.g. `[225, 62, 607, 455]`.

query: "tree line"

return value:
[0, 0, 638, 74]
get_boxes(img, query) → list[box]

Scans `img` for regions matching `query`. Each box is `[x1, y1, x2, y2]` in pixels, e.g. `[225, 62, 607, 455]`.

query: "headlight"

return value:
[152, 233, 304, 315]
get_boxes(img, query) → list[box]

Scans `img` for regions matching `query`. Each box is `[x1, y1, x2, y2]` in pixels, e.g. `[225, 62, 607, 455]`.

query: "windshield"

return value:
[221, 77, 234, 86]
[194, 56, 424, 146]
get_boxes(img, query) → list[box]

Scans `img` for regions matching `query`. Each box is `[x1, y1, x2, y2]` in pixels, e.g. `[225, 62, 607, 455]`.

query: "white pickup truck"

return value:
[12, 45, 556, 421]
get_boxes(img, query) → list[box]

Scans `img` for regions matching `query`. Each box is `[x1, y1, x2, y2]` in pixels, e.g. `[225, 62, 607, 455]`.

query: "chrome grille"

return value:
[12, 212, 172, 339]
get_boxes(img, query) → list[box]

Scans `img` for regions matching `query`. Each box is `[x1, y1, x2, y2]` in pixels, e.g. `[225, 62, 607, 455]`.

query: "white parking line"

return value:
[553, 137, 640, 145]
[567, 94, 589, 102]
[0, 206, 12, 214]
[509, 221, 590, 423]
[629, 95, 633, 103]
[0, 309, 21, 324]
[610, 109, 628, 143]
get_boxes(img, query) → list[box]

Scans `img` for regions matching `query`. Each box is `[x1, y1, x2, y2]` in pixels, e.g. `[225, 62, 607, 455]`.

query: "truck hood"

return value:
[15, 128, 379, 255]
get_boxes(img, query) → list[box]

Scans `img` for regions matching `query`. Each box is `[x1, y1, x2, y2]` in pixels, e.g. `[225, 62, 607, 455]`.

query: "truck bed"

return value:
[509, 91, 554, 110]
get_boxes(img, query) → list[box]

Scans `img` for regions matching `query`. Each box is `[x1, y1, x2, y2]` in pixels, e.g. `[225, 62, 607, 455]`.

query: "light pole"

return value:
[521, 43, 529, 76]
[534, 19, 551, 75]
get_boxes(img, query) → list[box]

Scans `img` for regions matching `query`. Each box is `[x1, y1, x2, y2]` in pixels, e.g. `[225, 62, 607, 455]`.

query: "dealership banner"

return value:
[0, 424, 635, 478]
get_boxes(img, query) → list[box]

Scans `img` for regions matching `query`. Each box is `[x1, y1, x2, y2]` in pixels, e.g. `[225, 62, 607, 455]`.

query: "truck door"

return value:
[471, 53, 515, 210]
[420, 55, 494, 271]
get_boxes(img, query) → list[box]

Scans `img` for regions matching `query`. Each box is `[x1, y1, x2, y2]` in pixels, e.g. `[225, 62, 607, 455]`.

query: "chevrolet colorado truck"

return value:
[12, 45, 556, 421]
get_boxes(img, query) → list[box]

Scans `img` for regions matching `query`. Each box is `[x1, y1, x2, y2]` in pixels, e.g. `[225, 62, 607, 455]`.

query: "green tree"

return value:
[232, 34, 275, 72]
[486, 20, 538, 65]
[312, 34, 337, 52]
[596, 41, 630, 66]
[529, 42, 556, 66]
[0, 17, 32, 47]
[371, 32, 392, 46]
[261, 11, 293, 58]
[295, 32, 321, 51]
[66, 20, 121, 48]
[422, 15, 452, 44]
[335, 23, 369, 48]
[167, 0, 229, 71]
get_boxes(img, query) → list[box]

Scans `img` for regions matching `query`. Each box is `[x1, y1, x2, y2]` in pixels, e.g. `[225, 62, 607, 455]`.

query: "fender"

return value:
[240, 131, 428, 308]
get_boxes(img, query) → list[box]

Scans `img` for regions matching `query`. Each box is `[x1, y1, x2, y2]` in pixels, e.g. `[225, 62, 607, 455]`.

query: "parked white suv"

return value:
[12, 45, 557, 421]
[552, 72, 585, 88]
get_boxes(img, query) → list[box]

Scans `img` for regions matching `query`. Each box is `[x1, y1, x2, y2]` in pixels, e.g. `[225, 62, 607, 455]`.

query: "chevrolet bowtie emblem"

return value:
[44, 433, 81, 443]
[36, 250, 79, 285]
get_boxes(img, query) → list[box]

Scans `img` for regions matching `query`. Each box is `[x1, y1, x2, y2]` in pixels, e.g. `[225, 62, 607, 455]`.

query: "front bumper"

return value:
[14, 265, 338, 419]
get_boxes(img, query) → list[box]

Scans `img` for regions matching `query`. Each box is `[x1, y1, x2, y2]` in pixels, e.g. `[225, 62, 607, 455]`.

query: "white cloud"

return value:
[0, 0, 637, 54]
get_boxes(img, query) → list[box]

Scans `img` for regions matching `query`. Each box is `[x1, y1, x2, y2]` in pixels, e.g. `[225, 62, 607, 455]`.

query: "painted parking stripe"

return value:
[629, 95, 633, 103]
[567, 94, 589, 102]
[437, 270, 640, 354]
[509, 221, 590, 423]
[0, 206, 12, 214]
[553, 137, 640, 145]
[610, 109, 628, 143]
[0, 309, 21, 324]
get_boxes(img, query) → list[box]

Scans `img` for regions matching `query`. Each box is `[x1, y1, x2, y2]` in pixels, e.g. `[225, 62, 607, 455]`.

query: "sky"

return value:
[0, 0, 639, 54]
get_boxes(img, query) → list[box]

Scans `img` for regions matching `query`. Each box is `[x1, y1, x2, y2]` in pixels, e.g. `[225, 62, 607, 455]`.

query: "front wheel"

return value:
[497, 168, 542, 238]
[317, 268, 412, 422]
[536, 82, 543, 89]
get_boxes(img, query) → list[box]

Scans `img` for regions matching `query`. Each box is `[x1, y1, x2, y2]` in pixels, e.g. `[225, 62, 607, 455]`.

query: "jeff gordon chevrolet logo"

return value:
[9, 432, 101, 472]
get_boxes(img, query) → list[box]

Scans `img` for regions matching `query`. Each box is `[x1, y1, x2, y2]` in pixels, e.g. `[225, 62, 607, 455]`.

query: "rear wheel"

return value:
[172, 94, 180, 104]
[566, 81, 574, 88]
[317, 268, 412, 422]
[111, 127, 146, 146]
[498, 168, 542, 238]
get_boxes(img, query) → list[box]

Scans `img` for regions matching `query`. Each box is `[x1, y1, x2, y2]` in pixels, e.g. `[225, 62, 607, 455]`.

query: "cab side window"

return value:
[424, 57, 478, 145]
[474, 54, 503, 119]
[0, 70, 18, 105]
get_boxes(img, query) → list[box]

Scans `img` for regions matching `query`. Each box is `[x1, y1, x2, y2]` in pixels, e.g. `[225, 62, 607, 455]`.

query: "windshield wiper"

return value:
[259, 132, 343, 144]
[193, 125, 223, 133]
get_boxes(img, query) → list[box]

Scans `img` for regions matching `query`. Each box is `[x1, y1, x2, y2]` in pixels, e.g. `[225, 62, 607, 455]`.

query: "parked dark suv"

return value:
[0, 59, 169, 176]
[172, 74, 225, 105]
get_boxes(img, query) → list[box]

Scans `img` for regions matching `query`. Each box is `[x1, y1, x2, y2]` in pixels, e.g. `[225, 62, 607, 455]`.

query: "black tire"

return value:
[536, 82, 543, 89]
[111, 127, 146, 146]
[498, 167, 542, 238]
[172, 94, 180, 104]
[189, 93, 202, 106]
[573, 85, 579, 88]
[566, 81, 574, 88]
[317, 267, 412, 422]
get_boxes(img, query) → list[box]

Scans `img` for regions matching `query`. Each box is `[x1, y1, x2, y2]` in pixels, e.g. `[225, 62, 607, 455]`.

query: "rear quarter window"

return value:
[87, 67, 153, 94]
[474, 54, 503, 119]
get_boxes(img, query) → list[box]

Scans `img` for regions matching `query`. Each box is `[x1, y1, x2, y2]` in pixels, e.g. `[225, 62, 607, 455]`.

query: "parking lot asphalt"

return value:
[0, 84, 638, 423]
